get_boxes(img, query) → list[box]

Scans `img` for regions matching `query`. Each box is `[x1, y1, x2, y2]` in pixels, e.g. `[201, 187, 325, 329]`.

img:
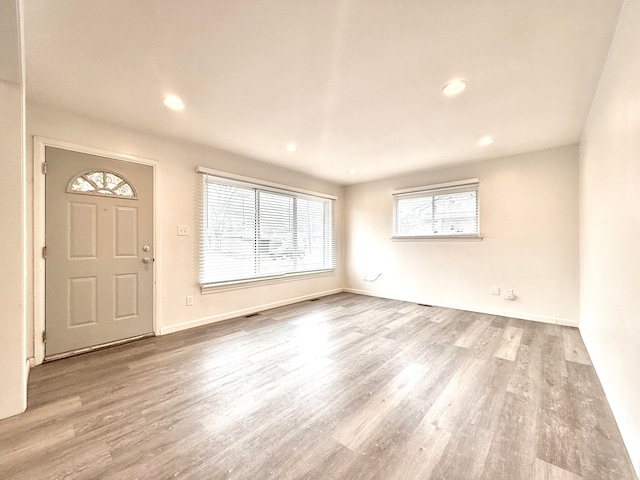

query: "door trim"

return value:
[33, 136, 161, 365]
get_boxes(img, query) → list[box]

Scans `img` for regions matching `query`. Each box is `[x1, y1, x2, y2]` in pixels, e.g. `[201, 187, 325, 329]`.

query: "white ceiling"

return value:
[24, 0, 623, 185]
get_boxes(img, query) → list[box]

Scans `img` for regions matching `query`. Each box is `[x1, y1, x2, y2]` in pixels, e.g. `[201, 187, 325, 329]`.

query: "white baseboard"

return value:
[159, 288, 344, 335]
[160, 286, 579, 336]
[343, 288, 579, 327]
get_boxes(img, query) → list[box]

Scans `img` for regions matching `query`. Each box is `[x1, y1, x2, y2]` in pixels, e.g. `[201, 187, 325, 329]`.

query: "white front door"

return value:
[45, 147, 154, 357]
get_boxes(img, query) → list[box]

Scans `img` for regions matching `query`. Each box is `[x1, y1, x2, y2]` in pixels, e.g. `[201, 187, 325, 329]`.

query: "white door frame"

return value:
[33, 136, 161, 365]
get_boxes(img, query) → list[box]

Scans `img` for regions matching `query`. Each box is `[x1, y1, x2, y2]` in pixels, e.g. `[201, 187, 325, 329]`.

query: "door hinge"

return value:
[42, 162, 48, 175]
[42, 331, 47, 343]
[42, 246, 47, 259]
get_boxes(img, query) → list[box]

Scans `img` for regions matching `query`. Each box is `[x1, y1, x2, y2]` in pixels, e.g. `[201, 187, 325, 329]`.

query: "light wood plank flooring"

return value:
[0, 293, 636, 479]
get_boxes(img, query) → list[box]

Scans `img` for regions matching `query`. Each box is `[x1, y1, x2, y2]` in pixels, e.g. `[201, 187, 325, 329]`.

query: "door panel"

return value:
[68, 277, 97, 326]
[114, 274, 138, 319]
[114, 207, 138, 257]
[45, 147, 154, 357]
[69, 202, 97, 258]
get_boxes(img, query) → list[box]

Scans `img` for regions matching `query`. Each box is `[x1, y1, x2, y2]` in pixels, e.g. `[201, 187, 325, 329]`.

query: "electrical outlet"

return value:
[503, 289, 515, 300]
[186, 295, 193, 306]
[177, 225, 189, 236]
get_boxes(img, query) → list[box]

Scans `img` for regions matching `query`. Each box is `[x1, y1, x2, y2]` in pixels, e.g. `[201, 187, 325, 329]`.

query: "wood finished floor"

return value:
[0, 293, 636, 480]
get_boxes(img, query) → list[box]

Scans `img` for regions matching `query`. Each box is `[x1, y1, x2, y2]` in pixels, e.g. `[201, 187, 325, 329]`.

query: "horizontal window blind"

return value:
[199, 173, 336, 286]
[393, 180, 479, 238]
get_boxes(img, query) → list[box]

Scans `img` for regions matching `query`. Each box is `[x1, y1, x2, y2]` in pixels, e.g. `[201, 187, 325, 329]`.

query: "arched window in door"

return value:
[66, 170, 138, 199]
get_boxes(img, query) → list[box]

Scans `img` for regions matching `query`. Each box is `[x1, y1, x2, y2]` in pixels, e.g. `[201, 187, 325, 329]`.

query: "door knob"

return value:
[142, 257, 152, 264]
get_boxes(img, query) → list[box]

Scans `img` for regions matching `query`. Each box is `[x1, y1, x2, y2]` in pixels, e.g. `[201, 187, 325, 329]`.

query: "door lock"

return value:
[143, 245, 150, 252]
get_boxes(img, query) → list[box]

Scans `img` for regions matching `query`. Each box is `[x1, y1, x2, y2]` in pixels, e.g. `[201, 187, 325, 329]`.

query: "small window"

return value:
[67, 170, 137, 199]
[199, 171, 336, 287]
[392, 179, 479, 239]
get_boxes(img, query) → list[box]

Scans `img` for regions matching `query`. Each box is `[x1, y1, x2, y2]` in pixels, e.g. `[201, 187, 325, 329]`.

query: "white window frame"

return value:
[392, 178, 481, 241]
[197, 167, 336, 291]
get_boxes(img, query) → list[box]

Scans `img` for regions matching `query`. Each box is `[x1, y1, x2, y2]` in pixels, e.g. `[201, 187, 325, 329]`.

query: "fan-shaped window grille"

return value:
[67, 170, 138, 199]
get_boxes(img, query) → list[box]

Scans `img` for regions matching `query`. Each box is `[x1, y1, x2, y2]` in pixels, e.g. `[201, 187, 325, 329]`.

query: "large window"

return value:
[392, 179, 479, 239]
[199, 171, 335, 286]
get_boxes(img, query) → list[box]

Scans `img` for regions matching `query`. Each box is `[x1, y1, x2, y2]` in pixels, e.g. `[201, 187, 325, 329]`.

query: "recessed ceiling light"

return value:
[478, 136, 495, 146]
[163, 94, 184, 111]
[347, 169, 358, 175]
[442, 80, 467, 96]
[286, 144, 298, 152]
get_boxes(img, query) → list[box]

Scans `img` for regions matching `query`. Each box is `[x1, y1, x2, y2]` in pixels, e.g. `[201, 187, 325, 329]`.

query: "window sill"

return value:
[392, 235, 483, 242]
[200, 269, 336, 294]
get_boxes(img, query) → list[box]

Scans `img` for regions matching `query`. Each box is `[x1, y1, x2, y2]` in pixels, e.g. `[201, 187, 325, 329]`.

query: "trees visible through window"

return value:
[393, 180, 479, 238]
[199, 173, 335, 286]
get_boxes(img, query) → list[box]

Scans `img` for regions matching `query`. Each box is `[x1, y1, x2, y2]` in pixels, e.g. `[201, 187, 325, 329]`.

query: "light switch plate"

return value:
[177, 225, 189, 236]
[490, 286, 500, 295]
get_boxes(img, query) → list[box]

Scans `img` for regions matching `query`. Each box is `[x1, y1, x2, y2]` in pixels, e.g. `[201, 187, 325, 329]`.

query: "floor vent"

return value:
[309, 298, 320, 302]
[245, 313, 260, 318]
[418, 303, 433, 307]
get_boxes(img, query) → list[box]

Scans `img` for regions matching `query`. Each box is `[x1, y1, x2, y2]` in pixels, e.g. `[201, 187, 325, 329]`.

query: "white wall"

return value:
[0, 0, 27, 419]
[344, 145, 580, 325]
[26, 103, 344, 359]
[580, 0, 640, 475]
